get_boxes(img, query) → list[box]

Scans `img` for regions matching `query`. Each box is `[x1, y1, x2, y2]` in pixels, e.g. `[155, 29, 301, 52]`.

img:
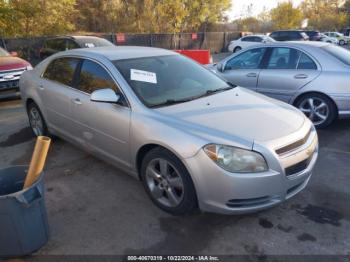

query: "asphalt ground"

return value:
[0, 52, 349, 258]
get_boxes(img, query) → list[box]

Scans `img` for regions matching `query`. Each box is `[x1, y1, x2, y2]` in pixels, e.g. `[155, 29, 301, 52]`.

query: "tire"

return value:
[339, 40, 345, 46]
[295, 93, 337, 128]
[140, 147, 198, 215]
[233, 46, 242, 53]
[27, 102, 50, 137]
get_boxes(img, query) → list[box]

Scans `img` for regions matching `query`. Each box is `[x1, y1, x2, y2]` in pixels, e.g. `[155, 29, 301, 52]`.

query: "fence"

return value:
[2, 32, 242, 65]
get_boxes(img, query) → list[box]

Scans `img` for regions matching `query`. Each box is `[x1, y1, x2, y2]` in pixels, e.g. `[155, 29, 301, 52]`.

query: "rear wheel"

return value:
[233, 46, 242, 53]
[27, 102, 49, 136]
[296, 93, 337, 128]
[140, 147, 197, 215]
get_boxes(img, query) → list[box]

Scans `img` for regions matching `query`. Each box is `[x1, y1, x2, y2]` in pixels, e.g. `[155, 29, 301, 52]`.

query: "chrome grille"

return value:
[275, 128, 311, 156]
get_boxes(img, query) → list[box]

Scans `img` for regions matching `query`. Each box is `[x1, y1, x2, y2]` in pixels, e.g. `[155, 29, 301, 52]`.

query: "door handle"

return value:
[294, 74, 308, 79]
[38, 84, 44, 90]
[246, 73, 257, 77]
[72, 98, 82, 105]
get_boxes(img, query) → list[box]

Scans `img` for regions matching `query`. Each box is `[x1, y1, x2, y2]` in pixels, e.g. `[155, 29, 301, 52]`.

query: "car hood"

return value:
[156, 87, 305, 145]
[0, 56, 29, 71]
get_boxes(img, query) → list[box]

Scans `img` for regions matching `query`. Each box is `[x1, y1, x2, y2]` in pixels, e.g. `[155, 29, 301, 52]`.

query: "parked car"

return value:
[0, 47, 32, 99]
[320, 33, 338, 45]
[323, 32, 350, 46]
[39, 36, 114, 59]
[20, 46, 318, 215]
[302, 30, 322, 41]
[269, 30, 309, 41]
[228, 35, 275, 53]
[209, 42, 350, 128]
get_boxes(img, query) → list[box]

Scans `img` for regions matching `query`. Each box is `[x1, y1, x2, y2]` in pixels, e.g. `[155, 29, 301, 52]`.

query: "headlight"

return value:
[203, 144, 268, 173]
[26, 65, 33, 70]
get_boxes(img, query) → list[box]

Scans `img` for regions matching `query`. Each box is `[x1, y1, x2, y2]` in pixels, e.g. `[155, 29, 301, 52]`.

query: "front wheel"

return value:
[233, 46, 242, 53]
[140, 148, 198, 215]
[296, 94, 337, 128]
[339, 40, 345, 46]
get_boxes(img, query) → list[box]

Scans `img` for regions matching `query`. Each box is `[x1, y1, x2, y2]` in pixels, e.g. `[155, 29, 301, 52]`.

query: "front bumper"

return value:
[184, 126, 318, 214]
[0, 82, 20, 99]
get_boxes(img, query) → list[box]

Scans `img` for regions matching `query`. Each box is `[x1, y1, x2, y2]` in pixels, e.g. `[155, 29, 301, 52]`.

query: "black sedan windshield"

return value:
[113, 55, 231, 107]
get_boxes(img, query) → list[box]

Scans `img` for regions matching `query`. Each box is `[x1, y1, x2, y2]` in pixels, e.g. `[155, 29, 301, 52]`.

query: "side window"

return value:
[242, 37, 253, 42]
[225, 48, 266, 70]
[270, 32, 278, 39]
[297, 53, 317, 70]
[254, 37, 263, 42]
[78, 60, 119, 94]
[267, 48, 300, 69]
[43, 57, 80, 86]
[48, 39, 66, 51]
[66, 40, 80, 50]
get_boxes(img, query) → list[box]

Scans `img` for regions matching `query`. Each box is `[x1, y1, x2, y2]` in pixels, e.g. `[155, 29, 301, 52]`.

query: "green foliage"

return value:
[0, 0, 231, 37]
[270, 1, 303, 30]
[300, 0, 348, 31]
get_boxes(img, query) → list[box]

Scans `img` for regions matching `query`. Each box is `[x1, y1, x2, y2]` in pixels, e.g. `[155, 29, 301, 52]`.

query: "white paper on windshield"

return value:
[130, 69, 157, 84]
[85, 43, 95, 48]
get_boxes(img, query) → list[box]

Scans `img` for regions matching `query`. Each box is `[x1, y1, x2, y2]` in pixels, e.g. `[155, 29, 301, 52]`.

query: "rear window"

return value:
[322, 45, 350, 66]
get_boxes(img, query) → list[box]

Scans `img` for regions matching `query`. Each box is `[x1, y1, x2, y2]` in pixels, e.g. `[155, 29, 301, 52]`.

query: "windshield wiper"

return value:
[150, 98, 193, 108]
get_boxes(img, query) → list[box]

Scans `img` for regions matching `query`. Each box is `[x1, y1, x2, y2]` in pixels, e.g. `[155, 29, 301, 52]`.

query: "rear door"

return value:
[220, 47, 267, 90]
[40, 57, 81, 138]
[71, 59, 131, 167]
[256, 47, 321, 102]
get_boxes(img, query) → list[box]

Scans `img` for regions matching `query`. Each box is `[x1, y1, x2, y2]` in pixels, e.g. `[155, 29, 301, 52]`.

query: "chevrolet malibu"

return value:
[19, 46, 318, 215]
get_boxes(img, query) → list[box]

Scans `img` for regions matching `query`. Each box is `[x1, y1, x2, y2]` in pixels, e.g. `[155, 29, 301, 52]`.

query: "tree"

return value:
[300, 0, 348, 31]
[270, 1, 303, 30]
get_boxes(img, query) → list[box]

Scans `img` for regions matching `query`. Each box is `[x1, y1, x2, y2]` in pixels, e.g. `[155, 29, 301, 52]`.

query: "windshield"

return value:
[113, 55, 231, 107]
[264, 36, 275, 42]
[0, 47, 9, 57]
[322, 45, 350, 66]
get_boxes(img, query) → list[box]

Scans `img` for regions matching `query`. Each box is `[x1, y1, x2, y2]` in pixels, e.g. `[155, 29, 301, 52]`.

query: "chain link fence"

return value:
[2, 32, 242, 65]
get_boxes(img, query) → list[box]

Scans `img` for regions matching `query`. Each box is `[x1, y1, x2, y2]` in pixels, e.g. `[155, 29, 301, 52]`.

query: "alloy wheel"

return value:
[298, 97, 329, 126]
[29, 107, 44, 136]
[145, 158, 184, 207]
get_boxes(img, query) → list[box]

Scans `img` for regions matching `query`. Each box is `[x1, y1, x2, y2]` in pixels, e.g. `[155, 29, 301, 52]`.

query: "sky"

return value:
[228, 0, 304, 20]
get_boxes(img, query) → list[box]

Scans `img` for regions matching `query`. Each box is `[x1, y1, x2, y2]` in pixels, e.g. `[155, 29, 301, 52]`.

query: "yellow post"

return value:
[23, 136, 51, 189]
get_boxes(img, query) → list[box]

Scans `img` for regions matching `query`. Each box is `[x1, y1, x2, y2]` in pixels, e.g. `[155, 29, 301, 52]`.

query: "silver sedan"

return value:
[209, 42, 350, 128]
[20, 46, 318, 215]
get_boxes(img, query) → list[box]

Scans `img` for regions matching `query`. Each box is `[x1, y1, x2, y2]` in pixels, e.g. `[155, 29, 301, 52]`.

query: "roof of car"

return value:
[62, 46, 177, 61]
[267, 41, 329, 48]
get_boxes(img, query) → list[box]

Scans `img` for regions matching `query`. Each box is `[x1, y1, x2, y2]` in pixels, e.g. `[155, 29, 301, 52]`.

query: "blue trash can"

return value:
[0, 166, 49, 257]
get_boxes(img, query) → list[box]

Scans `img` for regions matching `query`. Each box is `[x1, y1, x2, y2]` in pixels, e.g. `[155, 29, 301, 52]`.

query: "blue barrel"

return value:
[0, 166, 49, 257]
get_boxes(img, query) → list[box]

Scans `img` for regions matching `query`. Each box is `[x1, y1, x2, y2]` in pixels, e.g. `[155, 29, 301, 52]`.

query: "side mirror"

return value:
[10, 51, 18, 57]
[217, 62, 225, 72]
[91, 88, 120, 103]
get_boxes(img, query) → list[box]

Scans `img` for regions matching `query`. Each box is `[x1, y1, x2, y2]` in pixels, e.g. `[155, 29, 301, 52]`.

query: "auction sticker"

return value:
[130, 69, 157, 84]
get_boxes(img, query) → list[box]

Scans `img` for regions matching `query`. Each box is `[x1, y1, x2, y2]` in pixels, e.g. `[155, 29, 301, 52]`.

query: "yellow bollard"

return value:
[23, 136, 51, 189]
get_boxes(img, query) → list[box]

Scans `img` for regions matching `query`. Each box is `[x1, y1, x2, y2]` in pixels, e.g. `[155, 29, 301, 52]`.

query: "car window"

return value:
[269, 32, 279, 39]
[45, 39, 66, 51]
[267, 48, 300, 69]
[242, 37, 254, 42]
[43, 57, 80, 86]
[297, 53, 317, 70]
[254, 37, 263, 42]
[225, 48, 266, 70]
[77, 60, 119, 94]
[66, 40, 80, 50]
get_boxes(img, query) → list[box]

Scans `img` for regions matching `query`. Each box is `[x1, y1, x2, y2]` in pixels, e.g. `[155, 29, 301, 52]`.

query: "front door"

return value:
[71, 59, 131, 168]
[220, 47, 267, 90]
